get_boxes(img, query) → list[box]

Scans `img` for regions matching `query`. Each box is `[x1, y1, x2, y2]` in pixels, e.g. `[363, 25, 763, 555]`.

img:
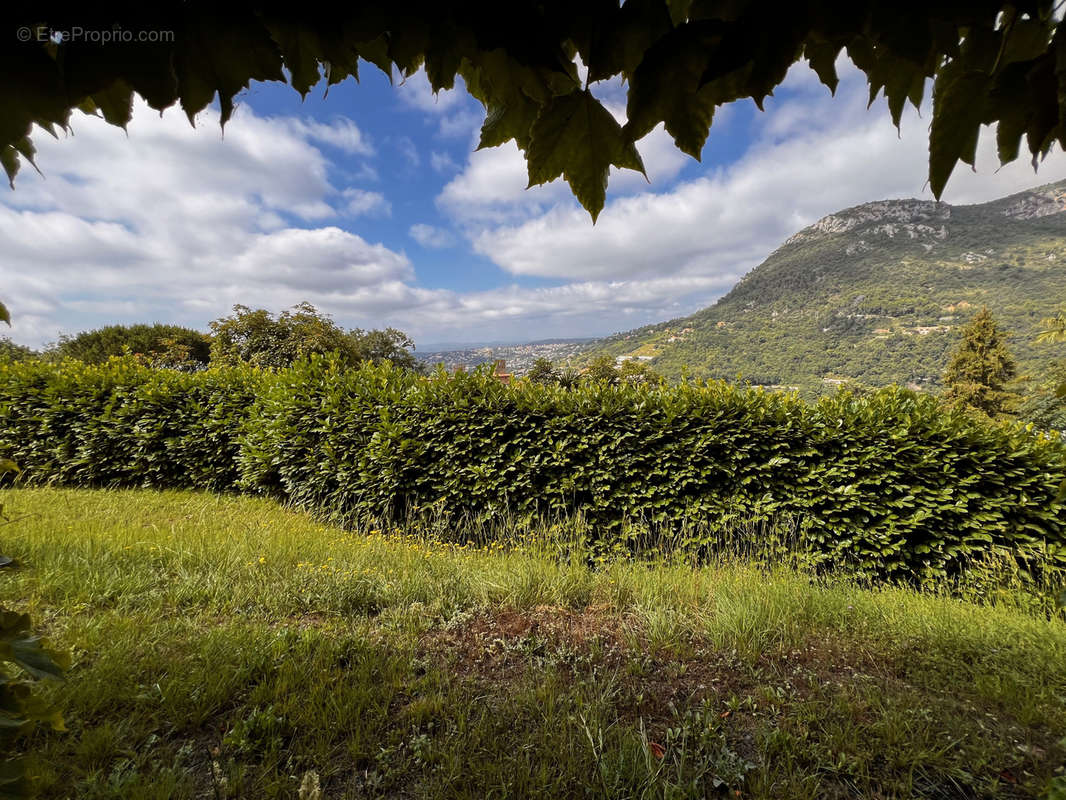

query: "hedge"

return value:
[2, 356, 1064, 577]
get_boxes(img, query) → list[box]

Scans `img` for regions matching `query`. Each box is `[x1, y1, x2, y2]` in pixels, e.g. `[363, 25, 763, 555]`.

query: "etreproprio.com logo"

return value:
[17, 26, 175, 44]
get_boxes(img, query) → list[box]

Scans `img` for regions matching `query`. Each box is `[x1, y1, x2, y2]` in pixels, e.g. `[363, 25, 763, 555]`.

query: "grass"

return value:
[2, 487, 1065, 799]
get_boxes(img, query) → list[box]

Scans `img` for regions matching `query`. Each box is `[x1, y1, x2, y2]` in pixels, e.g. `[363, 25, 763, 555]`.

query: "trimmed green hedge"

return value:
[0, 359, 265, 491]
[2, 356, 1064, 576]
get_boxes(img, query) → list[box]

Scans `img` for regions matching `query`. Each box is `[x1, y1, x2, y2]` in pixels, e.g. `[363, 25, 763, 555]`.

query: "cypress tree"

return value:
[942, 307, 1018, 418]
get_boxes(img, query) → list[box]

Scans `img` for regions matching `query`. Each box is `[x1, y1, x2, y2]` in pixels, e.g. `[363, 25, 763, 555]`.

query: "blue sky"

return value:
[2, 57, 1065, 350]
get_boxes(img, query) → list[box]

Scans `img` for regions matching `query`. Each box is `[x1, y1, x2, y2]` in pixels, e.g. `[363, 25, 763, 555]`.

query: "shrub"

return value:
[238, 357, 1066, 577]
[47, 324, 211, 367]
[1, 356, 1064, 578]
[0, 358, 264, 491]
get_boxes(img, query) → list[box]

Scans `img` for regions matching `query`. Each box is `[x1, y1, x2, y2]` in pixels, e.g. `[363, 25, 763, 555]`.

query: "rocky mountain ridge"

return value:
[590, 179, 1066, 393]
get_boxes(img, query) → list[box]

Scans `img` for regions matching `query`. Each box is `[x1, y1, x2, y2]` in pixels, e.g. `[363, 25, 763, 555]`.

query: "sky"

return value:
[2, 56, 1065, 350]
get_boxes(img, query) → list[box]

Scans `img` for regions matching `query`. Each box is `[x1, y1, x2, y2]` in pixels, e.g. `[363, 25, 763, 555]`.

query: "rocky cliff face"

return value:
[784, 199, 951, 245]
[999, 184, 1066, 220]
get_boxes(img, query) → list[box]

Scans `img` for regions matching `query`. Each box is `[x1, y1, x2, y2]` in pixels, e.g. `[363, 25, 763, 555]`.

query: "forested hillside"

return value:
[594, 181, 1066, 394]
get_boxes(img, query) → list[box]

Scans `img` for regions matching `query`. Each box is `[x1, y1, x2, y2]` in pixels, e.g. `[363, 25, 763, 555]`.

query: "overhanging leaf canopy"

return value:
[2, 1, 1065, 220]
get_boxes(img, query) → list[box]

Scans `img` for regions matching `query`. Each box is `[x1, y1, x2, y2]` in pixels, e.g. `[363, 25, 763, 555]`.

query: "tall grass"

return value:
[2, 488, 1065, 799]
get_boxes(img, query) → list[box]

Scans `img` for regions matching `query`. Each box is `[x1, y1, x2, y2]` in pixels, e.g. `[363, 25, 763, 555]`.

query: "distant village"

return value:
[418, 338, 592, 376]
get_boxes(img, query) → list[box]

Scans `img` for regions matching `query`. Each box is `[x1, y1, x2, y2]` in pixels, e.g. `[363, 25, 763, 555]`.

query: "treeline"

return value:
[1, 356, 1063, 580]
[0, 302, 419, 372]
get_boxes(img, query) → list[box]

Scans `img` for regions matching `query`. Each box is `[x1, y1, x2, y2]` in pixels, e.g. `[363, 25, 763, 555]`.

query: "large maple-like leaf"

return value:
[526, 89, 645, 221]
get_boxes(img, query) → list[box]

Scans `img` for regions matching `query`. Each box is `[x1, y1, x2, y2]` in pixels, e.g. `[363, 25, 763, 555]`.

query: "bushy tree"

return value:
[1017, 362, 1066, 432]
[48, 324, 210, 367]
[942, 308, 1018, 418]
[1020, 312, 1066, 431]
[526, 358, 560, 385]
[348, 327, 419, 372]
[0, 337, 35, 363]
[209, 302, 418, 371]
[618, 359, 663, 386]
[582, 354, 619, 385]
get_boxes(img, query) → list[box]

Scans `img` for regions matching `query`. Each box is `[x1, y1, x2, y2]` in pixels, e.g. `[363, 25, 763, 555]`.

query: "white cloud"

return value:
[395, 69, 466, 115]
[437, 141, 572, 224]
[437, 108, 484, 139]
[342, 188, 391, 216]
[230, 228, 412, 290]
[396, 69, 485, 139]
[0, 100, 413, 346]
[284, 117, 374, 156]
[395, 136, 421, 168]
[409, 223, 456, 249]
[430, 151, 460, 173]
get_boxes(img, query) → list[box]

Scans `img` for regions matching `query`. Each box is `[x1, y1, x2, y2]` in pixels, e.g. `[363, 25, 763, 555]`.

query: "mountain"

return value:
[591, 180, 1066, 394]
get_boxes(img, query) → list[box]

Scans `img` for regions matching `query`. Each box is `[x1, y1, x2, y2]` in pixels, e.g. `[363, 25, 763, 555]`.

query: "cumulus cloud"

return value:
[409, 224, 456, 249]
[0, 100, 413, 346]
[342, 188, 391, 216]
[395, 136, 421, 168]
[395, 69, 485, 140]
[284, 117, 375, 156]
[395, 69, 467, 115]
[430, 151, 460, 173]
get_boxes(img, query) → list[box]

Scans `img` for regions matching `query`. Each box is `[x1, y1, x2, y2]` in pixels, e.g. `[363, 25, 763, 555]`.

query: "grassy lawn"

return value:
[2, 488, 1065, 799]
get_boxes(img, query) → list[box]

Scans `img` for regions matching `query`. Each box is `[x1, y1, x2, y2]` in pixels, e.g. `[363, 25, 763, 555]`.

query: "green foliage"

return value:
[47, 324, 210, 369]
[1031, 311, 1066, 434]
[208, 302, 418, 371]
[0, 340, 34, 365]
[618, 359, 662, 386]
[6, 358, 1061, 579]
[1038, 313, 1066, 343]
[582, 354, 620, 385]
[0, 459, 67, 800]
[0, 610, 67, 800]
[0, 359, 266, 491]
[4, 4, 1065, 217]
[525, 358, 560, 385]
[525, 358, 582, 388]
[943, 307, 1019, 418]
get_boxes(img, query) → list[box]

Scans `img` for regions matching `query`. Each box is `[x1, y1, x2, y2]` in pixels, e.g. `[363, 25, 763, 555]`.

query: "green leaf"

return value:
[261, 22, 325, 96]
[625, 22, 720, 157]
[584, 0, 673, 83]
[804, 40, 842, 93]
[174, 11, 285, 125]
[666, 0, 694, 27]
[8, 636, 66, 681]
[90, 80, 135, 129]
[929, 62, 989, 198]
[478, 96, 541, 150]
[0, 147, 19, 190]
[999, 19, 1050, 68]
[527, 89, 645, 221]
[0, 300, 8, 325]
